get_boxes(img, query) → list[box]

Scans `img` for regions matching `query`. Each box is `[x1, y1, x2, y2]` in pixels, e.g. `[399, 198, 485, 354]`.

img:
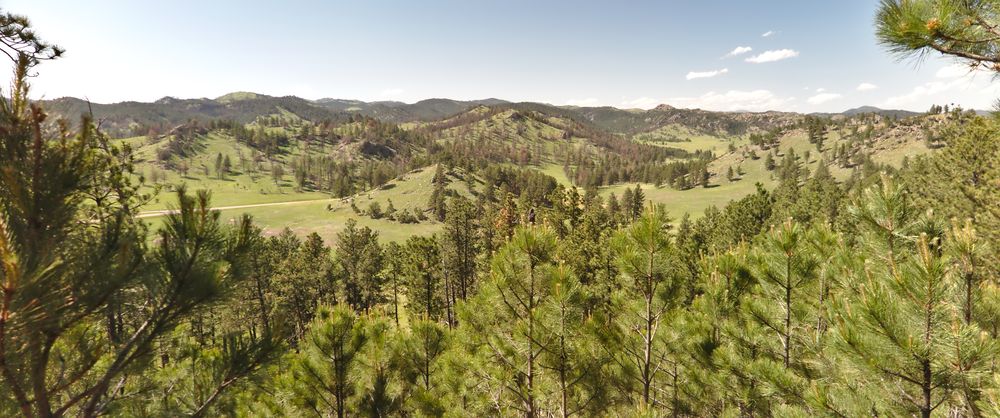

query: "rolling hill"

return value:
[40, 93, 953, 242]
[315, 97, 509, 122]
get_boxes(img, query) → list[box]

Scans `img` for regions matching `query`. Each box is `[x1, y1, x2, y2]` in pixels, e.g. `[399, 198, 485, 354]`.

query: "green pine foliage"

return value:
[6, 3, 1000, 417]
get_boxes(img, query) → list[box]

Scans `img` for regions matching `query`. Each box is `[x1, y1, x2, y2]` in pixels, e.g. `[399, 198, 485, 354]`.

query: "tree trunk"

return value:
[392, 273, 400, 326]
[642, 246, 655, 408]
[526, 259, 537, 418]
[921, 358, 931, 418]
[783, 258, 792, 369]
[964, 270, 974, 325]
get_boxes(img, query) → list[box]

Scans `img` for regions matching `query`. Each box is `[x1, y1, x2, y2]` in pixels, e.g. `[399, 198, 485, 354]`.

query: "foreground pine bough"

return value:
[3, 0, 1000, 416]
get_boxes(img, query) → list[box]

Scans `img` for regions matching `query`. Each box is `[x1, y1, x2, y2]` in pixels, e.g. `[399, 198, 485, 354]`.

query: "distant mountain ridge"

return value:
[42, 91, 936, 138]
[313, 97, 510, 122]
[43, 94, 349, 137]
[812, 106, 921, 119]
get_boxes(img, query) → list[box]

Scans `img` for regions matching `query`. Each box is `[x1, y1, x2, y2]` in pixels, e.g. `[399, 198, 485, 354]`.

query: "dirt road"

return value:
[137, 198, 341, 218]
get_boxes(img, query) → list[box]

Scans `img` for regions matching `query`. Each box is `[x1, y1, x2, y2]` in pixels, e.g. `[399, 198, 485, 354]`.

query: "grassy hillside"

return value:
[315, 97, 509, 122]
[633, 124, 744, 154]
[599, 116, 941, 220]
[129, 132, 329, 211]
[44, 94, 351, 138]
[574, 104, 802, 136]
[109, 96, 948, 243]
[143, 165, 474, 243]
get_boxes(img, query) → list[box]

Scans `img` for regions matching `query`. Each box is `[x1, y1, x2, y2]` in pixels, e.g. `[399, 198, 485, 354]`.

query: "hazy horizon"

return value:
[13, 0, 1000, 113]
[43, 91, 952, 115]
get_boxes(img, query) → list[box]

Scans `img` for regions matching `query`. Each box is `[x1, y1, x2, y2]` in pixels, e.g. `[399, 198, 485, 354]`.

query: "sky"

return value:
[9, 0, 1000, 113]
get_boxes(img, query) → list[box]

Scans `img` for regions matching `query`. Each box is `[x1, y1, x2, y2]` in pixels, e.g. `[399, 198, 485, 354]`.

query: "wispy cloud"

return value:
[884, 81, 962, 107]
[745, 49, 799, 63]
[686, 68, 729, 80]
[565, 98, 600, 106]
[935, 63, 991, 79]
[656, 90, 795, 112]
[380, 88, 404, 97]
[807, 92, 842, 105]
[620, 97, 662, 109]
[884, 71, 1000, 108]
[725, 46, 753, 57]
[856, 82, 878, 92]
[761, 30, 775, 37]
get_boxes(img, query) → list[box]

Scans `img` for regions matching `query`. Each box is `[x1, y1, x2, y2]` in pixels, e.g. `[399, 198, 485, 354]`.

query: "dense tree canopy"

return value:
[4, 3, 1000, 417]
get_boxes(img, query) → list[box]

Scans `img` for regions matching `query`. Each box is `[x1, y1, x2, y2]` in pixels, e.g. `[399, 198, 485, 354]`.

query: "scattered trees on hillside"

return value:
[10, 3, 1000, 416]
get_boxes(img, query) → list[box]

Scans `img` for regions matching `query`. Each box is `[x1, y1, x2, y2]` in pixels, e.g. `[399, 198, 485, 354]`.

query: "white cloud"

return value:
[883, 71, 1000, 108]
[686, 68, 729, 80]
[662, 89, 795, 112]
[881, 58, 1000, 109]
[565, 97, 600, 106]
[380, 88, 404, 97]
[623, 90, 799, 112]
[807, 92, 842, 105]
[620, 97, 662, 109]
[856, 82, 878, 92]
[935, 63, 992, 79]
[761, 30, 775, 37]
[815, 88, 826, 93]
[936, 64, 970, 78]
[745, 49, 799, 63]
[725, 46, 753, 57]
[884, 81, 959, 107]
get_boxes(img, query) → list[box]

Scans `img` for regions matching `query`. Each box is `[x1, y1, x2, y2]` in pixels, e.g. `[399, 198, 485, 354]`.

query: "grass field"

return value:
[634, 124, 744, 155]
[601, 143, 775, 221]
[142, 165, 467, 243]
[600, 126, 933, 221]
[129, 132, 330, 211]
[135, 120, 934, 243]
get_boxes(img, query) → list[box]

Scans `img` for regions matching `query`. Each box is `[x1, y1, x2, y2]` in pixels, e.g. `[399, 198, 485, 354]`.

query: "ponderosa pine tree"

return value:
[0, 21, 275, 414]
[274, 232, 335, 342]
[126, 324, 281, 417]
[686, 250, 759, 415]
[286, 304, 367, 418]
[462, 226, 558, 417]
[831, 175, 995, 417]
[356, 315, 405, 417]
[226, 216, 275, 335]
[619, 188, 634, 222]
[335, 219, 384, 313]
[877, 0, 1000, 71]
[606, 192, 621, 221]
[710, 184, 773, 252]
[383, 242, 405, 326]
[441, 196, 479, 300]
[602, 205, 685, 413]
[395, 318, 450, 415]
[536, 265, 608, 417]
[902, 118, 1000, 279]
[777, 148, 802, 183]
[429, 164, 448, 221]
[781, 161, 843, 226]
[629, 184, 645, 221]
[748, 220, 820, 370]
[403, 235, 444, 322]
[558, 198, 618, 311]
[730, 220, 848, 415]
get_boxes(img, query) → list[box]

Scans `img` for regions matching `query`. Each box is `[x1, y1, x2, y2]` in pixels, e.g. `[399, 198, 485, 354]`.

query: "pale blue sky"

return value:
[10, 0, 1000, 112]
